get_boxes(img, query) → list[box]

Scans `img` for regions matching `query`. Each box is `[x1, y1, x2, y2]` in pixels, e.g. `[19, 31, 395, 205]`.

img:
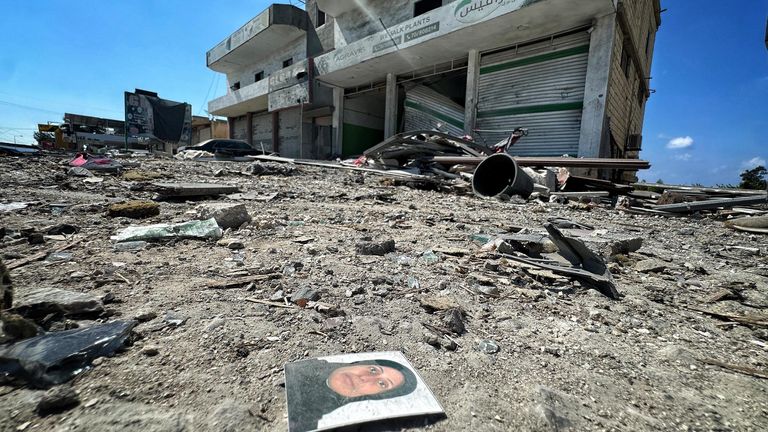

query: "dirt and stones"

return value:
[0, 156, 767, 431]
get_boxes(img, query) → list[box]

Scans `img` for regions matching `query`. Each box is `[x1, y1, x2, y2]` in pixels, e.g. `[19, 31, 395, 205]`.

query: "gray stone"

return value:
[13, 288, 104, 317]
[68, 167, 93, 177]
[635, 259, 668, 273]
[197, 203, 252, 230]
[531, 386, 577, 432]
[141, 346, 160, 357]
[36, 385, 80, 416]
[443, 308, 465, 335]
[134, 310, 158, 322]
[323, 317, 345, 331]
[356, 239, 395, 256]
[478, 339, 500, 354]
[27, 233, 45, 245]
[291, 287, 320, 304]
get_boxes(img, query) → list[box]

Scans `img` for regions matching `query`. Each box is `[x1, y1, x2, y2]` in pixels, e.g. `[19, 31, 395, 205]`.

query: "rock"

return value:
[197, 203, 252, 230]
[217, 239, 245, 250]
[497, 234, 549, 256]
[291, 287, 320, 305]
[134, 310, 158, 322]
[108, 201, 160, 219]
[27, 233, 45, 245]
[474, 285, 500, 296]
[635, 259, 668, 273]
[269, 290, 285, 302]
[423, 333, 440, 347]
[442, 337, 458, 351]
[13, 287, 104, 317]
[67, 167, 93, 177]
[443, 308, 465, 335]
[36, 385, 80, 416]
[478, 339, 500, 354]
[242, 162, 295, 177]
[206, 318, 226, 332]
[345, 286, 365, 297]
[355, 239, 395, 256]
[0, 313, 40, 344]
[141, 346, 160, 357]
[206, 400, 261, 432]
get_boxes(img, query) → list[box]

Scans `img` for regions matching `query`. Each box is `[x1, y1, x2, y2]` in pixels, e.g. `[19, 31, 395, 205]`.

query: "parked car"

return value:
[178, 139, 261, 157]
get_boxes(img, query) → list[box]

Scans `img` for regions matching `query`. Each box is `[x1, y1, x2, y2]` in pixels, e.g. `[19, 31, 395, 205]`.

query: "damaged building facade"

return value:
[207, 0, 661, 164]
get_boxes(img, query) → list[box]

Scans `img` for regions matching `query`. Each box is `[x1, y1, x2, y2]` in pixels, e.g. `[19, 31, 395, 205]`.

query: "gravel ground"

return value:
[1, 155, 767, 432]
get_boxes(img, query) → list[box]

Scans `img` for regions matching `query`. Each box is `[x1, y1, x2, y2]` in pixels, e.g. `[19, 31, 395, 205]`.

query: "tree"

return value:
[739, 166, 767, 190]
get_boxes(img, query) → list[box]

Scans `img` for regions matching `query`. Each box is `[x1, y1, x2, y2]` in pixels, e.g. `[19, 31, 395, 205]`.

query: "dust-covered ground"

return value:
[1, 155, 767, 432]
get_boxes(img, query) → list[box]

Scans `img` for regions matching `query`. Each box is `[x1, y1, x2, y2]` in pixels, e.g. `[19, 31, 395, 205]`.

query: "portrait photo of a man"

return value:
[285, 351, 443, 432]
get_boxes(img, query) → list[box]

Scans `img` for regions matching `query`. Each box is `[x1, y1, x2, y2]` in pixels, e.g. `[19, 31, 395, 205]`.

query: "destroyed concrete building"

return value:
[207, 0, 661, 170]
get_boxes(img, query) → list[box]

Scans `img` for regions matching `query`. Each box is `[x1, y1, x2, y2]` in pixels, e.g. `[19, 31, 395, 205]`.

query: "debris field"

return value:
[1, 154, 768, 432]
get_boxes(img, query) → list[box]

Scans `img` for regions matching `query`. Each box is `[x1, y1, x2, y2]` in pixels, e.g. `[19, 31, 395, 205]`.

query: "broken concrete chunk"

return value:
[197, 203, 252, 230]
[443, 308, 465, 335]
[150, 182, 239, 199]
[108, 201, 160, 219]
[497, 234, 550, 256]
[291, 287, 320, 305]
[13, 288, 104, 318]
[36, 385, 80, 416]
[67, 167, 93, 177]
[635, 259, 668, 274]
[355, 239, 395, 256]
[242, 162, 295, 177]
[0, 320, 136, 387]
[111, 218, 223, 243]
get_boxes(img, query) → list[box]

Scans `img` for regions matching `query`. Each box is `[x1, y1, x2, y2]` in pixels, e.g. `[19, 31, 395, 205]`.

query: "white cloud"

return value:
[673, 153, 692, 161]
[667, 136, 694, 149]
[742, 157, 766, 169]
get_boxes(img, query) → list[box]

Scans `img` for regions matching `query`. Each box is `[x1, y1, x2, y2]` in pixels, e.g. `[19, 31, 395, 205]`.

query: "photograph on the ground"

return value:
[285, 351, 443, 432]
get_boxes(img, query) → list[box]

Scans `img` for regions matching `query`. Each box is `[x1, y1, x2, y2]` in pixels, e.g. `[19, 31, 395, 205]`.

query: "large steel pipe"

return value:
[472, 153, 534, 199]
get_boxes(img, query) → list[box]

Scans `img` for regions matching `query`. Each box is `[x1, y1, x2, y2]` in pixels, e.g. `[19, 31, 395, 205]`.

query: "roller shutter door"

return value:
[251, 112, 273, 152]
[404, 85, 465, 137]
[476, 31, 590, 156]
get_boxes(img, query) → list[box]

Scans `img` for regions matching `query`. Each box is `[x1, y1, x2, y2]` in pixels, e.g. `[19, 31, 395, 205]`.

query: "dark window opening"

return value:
[414, 0, 442, 17]
[644, 30, 652, 58]
[317, 9, 326, 27]
[283, 58, 294, 68]
[231, 82, 241, 91]
[637, 82, 645, 105]
[620, 45, 631, 79]
[254, 71, 264, 82]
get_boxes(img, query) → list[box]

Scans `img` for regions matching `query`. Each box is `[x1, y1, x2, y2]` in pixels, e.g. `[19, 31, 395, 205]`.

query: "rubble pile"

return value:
[0, 154, 767, 431]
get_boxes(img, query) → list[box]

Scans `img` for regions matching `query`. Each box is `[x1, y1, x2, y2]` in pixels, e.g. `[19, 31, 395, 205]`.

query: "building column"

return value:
[384, 73, 398, 138]
[272, 112, 280, 154]
[578, 13, 617, 158]
[464, 49, 480, 136]
[246, 112, 254, 146]
[332, 87, 344, 156]
[227, 117, 235, 139]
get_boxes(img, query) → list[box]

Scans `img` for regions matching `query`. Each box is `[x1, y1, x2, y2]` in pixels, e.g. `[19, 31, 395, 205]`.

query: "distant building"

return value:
[207, 0, 661, 170]
[191, 116, 229, 145]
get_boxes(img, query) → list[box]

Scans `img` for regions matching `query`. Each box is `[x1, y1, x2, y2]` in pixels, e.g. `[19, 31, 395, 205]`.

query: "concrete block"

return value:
[197, 203, 252, 230]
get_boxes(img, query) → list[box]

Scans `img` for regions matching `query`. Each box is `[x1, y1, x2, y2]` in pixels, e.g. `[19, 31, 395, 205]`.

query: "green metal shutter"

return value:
[476, 32, 590, 156]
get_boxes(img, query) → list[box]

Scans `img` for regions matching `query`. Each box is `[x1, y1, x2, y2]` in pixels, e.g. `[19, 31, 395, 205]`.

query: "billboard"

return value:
[124, 90, 192, 148]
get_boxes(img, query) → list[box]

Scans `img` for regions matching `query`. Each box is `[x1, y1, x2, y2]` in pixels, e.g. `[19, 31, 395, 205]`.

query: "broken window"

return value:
[317, 8, 326, 27]
[620, 44, 631, 79]
[283, 58, 294, 68]
[414, 0, 442, 17]
[254, 71, 264, 82]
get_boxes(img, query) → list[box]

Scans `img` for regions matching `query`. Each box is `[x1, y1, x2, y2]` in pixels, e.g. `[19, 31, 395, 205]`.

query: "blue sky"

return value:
[0, 0, 766, 185]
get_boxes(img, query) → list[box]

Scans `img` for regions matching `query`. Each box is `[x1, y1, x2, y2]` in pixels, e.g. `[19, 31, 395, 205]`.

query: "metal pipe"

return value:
[429, 156, 651, 170]
[472, 153, 535, 199]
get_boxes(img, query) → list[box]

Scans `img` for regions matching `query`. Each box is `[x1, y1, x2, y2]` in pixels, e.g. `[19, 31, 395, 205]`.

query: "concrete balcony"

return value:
[315, 0, 614, 87]
[207, 4, 309, 74]
[315, 0, 357, 17]
[208, 79, 269, 117]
